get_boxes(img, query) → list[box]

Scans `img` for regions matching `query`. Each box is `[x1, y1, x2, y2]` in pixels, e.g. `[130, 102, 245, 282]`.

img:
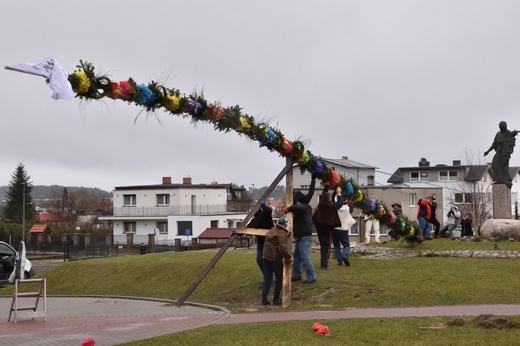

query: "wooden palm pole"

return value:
[282, 157, 293, 308]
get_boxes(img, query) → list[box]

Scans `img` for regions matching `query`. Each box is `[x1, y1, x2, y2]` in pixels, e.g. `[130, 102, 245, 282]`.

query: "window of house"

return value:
[156, 194, 170, 206]
[409, 193, 417, 206]
[367, 175, 375, 186]
[439, 171, 458, 181]
[123, 194, 137, 206]
[379, 224, 388, 236]
[349, 223, 359, 235]
[410, 172, 428, 182]
[156, 222, 168, 234]
[454, 193, 473, 204]
[177, 221, 193, 236]
[123, 222, 136, 233]
[210, 220, 218, 228]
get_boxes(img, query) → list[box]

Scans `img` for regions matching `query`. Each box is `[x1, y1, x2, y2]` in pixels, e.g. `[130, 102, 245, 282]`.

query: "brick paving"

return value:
[0, 297, 229, 346]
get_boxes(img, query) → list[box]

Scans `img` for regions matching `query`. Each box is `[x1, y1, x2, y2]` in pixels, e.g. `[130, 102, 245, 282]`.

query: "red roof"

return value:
[198, 228, 234, 239]
[29, 224, 51, 233]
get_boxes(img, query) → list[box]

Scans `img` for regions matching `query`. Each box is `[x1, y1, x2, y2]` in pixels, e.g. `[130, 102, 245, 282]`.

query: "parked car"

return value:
[0, 241, 35, 283]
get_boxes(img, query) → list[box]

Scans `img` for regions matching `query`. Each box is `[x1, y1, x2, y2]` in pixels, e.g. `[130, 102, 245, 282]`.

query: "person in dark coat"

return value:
[460, 213, 474, 237]
[314, 187, 343, 269]
[429, 196, 441, 239]
[261, 217, 293, 306]
[247, 200, 274, 288]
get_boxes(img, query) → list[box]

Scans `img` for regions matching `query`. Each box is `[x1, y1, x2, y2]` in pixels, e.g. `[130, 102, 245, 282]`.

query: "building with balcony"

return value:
[99, 177, 250, 245]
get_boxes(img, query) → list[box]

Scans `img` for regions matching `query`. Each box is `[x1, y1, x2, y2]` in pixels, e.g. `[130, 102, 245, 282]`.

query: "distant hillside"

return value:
[0, 185, 111, 202]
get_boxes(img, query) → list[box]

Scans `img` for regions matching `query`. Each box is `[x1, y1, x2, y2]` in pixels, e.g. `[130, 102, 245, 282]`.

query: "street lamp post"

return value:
[22, 183, 25, 243]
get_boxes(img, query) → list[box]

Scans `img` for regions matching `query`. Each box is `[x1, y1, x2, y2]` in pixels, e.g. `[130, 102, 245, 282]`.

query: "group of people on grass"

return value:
[251, 179, 477, 305]
[417, 196, 474, 240]
[249, 174, 356, 306]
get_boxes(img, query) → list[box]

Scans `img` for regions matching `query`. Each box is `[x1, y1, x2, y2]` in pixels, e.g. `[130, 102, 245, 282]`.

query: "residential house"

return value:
[99, 177, 250, 245]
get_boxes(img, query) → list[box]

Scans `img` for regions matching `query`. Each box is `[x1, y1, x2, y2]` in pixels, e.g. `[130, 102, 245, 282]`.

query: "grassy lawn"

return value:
[125, 316, 520, 345]
[2, 238, 520, 344]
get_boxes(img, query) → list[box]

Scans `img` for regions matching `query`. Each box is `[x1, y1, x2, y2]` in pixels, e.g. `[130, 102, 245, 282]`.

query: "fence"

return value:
[24, 235, 221, 262]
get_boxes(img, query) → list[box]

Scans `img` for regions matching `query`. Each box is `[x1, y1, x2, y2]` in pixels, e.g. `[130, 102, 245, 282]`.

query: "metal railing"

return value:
[113, 204, 230, 217]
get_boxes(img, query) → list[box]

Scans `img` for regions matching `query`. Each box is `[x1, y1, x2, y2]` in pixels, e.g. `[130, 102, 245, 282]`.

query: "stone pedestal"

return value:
[492, 184, 512, 219]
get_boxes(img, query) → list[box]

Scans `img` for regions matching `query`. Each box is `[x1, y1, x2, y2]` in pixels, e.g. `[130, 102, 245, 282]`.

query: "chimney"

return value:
[341, 156, 349, 160]
[453, 160, 461, 166]
[183, 177, 192, 184]
[162, 177, 172, 184]
[418, 158, 430, 167]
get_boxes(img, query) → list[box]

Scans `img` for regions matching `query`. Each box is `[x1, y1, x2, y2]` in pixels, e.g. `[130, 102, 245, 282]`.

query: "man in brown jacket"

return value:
[261, 217, 293, 306]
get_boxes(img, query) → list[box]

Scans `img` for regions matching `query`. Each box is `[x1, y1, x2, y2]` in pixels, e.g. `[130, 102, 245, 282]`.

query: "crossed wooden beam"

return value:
[177, 157, 295, 308]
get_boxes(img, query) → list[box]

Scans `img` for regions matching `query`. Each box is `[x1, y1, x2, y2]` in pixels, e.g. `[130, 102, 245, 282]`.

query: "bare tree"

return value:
[447, 148, 493, 234]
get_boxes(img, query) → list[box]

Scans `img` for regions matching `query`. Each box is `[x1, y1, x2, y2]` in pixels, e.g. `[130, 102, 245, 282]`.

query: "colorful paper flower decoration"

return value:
[352, 190, 364, 203]
[211, 106, 225, 122]
[276, 137, 293, 156]
[188, 99, 203, 116]
[346, 182, 354, 196]
[136, 84, 155, 105]
[387, 211, 396, 224]
[315, 161, 324, 174]
[327, 170, 340, 186]
[70, 71, 91, 94]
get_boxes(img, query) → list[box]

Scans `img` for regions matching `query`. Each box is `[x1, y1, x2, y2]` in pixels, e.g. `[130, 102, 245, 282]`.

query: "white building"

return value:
[99, 177, 249, 245]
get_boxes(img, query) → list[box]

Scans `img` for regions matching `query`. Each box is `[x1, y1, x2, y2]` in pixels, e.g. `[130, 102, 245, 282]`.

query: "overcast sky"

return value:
[2, 1, 520, 192]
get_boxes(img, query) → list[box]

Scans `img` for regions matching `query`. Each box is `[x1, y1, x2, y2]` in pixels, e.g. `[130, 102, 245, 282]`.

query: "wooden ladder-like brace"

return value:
[8, 278, 47, 323]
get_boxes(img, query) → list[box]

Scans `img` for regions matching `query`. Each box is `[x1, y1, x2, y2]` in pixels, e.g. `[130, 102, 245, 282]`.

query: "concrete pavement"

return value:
[3, 296, 520, 345]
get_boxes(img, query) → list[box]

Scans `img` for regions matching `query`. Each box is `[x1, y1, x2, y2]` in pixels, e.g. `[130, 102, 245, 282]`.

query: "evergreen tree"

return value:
[4, 163, 34, 223]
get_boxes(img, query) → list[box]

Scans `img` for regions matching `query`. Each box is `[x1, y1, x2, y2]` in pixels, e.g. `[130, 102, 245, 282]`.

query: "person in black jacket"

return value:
[430, 196, 441, 239]
[284, 175, 317, 284]
[314, 186, 343, 269]
[460, 213, 474, 237]
[247, 200, 274, 288]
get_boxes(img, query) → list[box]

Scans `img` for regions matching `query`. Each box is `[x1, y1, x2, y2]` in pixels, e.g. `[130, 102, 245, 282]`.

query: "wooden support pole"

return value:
[176, 158, 295, 307]
[176, 233, 238, 307]
[282, 157, 294, 308]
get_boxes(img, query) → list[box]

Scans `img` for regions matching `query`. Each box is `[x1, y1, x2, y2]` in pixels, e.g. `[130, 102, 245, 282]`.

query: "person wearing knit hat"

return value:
[261, 216, 293, 306]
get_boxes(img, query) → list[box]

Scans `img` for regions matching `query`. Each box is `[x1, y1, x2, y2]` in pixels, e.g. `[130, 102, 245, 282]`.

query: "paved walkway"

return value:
[0, 297, 228, 346]
[2, 297, 520, 346]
